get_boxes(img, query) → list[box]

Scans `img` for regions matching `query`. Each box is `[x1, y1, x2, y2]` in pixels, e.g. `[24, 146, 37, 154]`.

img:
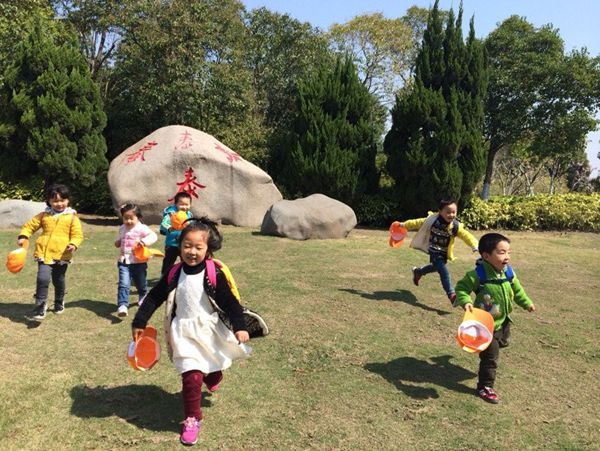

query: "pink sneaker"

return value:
[206, 372, 223, 393]
[180, 417, 201, 446]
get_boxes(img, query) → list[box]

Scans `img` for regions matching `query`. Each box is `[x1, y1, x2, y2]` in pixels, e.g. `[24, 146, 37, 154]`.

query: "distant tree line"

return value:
[1, 0, 599, 221]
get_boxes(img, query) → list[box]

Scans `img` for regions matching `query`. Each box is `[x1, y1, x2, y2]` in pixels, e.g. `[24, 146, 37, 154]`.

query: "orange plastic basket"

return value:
[170, 210, 189, 230]
[388, 221, 408, 248]
[456, 308, 494, 353]
[127, 326, 160, 371]
[6, 247, 27, 274]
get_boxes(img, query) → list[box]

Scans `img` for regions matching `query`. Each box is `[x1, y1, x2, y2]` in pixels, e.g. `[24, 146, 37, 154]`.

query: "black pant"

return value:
[478, 319, 511, 388]
[161, 246, 180, 275]
[35, 262, 68, 306]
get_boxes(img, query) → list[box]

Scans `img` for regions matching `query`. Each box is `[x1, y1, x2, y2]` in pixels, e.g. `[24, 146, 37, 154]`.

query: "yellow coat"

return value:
[403, 213, 478, 261]
[19, 210, 84, 264]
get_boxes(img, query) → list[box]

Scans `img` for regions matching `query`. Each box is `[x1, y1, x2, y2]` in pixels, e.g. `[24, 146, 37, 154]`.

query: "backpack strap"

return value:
[166, 259, 219, 291]
[475, 262, 514, 293]
[451, 218, 459, 237]
[205, 258, 217, 289]
[166, 262, 184, 286]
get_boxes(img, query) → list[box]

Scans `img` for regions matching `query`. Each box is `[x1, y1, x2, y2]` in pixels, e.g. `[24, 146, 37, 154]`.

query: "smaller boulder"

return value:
[261, 194, 357, 240]
[0, 200, 47, 229]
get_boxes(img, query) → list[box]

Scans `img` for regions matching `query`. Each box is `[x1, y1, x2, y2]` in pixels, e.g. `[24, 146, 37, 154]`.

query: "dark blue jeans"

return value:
[418, 253, 454, 297]
[117, 262, 148, 307]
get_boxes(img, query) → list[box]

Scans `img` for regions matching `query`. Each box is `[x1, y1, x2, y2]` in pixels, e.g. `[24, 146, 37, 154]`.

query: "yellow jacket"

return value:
[403, 213, 478, 261]
[19, 209, 84, 264]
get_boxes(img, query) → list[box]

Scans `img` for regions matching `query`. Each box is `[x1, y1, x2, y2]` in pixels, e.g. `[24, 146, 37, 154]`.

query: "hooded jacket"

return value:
[19, 208, 84, 264]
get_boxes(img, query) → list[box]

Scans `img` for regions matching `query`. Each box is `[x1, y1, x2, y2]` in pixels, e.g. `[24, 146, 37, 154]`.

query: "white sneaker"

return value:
[118, 305, 128, 317]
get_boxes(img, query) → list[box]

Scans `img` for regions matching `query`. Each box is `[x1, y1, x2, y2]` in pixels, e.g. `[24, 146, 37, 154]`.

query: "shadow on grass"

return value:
[70, 384, 214, 432]
[364, 355, 476, 399]
[339, 288, 450, 316]
[68, 299, 123, 324]
[0, 301, 43, 329]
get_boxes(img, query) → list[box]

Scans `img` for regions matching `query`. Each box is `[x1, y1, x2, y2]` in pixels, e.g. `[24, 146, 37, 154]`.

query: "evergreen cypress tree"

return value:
[384, 1, 487, 216]
[279, 57, 379, 206]
[0, 19, 107, 188]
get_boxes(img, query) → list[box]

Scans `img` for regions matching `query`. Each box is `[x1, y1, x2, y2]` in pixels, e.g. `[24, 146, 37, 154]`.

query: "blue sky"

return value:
[242, 0, 600, 171]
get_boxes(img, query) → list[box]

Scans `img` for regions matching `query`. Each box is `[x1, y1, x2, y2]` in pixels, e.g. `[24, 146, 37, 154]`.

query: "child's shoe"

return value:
[206, 373, 223, 393]
[180, 416, 201, 446]
[32, 302, 47, 320]
[412, 267, 422, 286]
[448, 292, 457, 306]
[476, 386, 499, 404]
[54, 302, 64, 314]
[117, 305, 128, 317]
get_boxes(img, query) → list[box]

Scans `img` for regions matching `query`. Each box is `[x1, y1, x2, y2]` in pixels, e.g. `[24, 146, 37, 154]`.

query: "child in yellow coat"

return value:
[17, 184, 83, 320]
[398, 199, 478, 304]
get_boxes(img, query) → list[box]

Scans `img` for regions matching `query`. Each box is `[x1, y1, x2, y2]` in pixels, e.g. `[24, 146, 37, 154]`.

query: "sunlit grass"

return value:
[1, 222, 599, 450]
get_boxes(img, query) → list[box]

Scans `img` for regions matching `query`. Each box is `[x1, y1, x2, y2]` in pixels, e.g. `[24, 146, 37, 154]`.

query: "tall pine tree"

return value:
[278, 57, 379, 206]
[384, 1, 487, 216]
[0, 18, 107, 188]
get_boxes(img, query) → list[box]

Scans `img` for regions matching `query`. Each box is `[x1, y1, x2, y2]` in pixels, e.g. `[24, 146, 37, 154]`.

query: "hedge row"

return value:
[461, 194, 600, 232]
[2, 179, 599, 232]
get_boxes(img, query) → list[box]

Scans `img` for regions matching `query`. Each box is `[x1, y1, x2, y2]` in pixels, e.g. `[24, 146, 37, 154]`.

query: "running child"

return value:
[17, 184, 84, 320]
[132, 217, 250, 446]
[455, 232, 535, 404]
[114, 203, 158, 317]
[397, 199, 478, 304]
[160, 192, 193, 275]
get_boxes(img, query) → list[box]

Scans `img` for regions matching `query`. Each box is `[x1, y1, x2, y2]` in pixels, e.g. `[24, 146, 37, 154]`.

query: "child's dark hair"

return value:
[45, 184, 71, 204]
[178, 216, 222, 256]
[438, 198, 457, 210]
[478, 233, 510, 254]
[120, 203, 143, 219]
[174, 192, 192, 204]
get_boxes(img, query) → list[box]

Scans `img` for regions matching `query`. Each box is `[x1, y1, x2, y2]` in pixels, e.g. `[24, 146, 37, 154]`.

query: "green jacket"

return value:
[455, 260, 533, 331]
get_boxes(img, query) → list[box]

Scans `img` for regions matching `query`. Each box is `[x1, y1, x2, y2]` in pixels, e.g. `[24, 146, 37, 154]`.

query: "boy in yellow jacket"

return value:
[18, 184, 83, 320]
[399, 199, 478, 304]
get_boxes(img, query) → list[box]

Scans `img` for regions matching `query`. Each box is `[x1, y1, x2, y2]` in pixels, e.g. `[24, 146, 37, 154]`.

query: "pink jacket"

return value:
[116, 223, 158, 264]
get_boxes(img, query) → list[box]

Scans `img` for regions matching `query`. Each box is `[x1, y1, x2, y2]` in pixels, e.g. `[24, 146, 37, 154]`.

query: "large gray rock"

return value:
[108, 125, 282, 226]
[261, 194, 357, 240]
[0, 200, 47, 229]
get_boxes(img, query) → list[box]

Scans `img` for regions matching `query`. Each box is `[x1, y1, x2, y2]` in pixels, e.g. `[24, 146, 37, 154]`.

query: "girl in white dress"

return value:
[132, 217, 250, 446]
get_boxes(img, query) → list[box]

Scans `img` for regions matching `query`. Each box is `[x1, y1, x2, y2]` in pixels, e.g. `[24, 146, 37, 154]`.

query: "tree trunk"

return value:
[481, 142, 500, 200]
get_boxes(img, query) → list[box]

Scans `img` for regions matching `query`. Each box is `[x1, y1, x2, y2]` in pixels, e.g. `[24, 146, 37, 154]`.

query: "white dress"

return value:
[169, 269, 251, 374]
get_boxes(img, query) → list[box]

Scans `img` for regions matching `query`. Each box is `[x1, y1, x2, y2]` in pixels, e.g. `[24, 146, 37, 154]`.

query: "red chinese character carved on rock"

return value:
[126, 141, 158, 163]
[175, 130, 193, 150]
[168, 167, 206, 202]
[214, 143, 241, 163]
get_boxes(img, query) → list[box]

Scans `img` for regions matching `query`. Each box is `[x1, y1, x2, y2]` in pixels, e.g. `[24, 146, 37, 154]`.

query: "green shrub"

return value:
[71, 175, 114, 215]
[462, 193, 600, 232]
[0, 178, 44, 201]
[355, 191, 400, 227]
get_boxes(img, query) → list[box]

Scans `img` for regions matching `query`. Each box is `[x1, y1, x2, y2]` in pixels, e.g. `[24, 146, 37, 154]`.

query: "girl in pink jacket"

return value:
[114, 204, 157, 317]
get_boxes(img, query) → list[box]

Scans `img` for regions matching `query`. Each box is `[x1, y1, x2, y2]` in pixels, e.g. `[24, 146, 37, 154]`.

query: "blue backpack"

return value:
[474, 261, 514, 294]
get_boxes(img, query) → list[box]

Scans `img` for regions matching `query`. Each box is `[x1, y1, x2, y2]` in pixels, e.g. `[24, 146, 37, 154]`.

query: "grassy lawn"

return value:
[1, 220, 599, 450]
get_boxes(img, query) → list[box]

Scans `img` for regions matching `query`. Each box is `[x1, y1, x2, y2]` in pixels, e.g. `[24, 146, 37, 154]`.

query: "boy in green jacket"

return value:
[455, 232, 536, 404]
